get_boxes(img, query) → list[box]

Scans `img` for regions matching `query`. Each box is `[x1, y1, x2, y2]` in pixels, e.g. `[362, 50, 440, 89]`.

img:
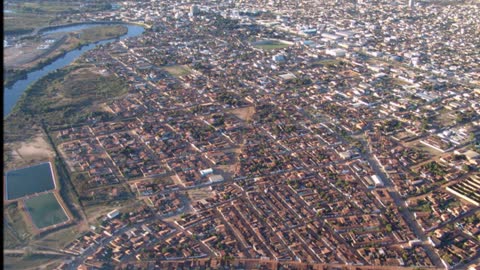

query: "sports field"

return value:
[162, 65, 193, 78]
[252, 39, 291, 50]
[24, 192, 68, 229]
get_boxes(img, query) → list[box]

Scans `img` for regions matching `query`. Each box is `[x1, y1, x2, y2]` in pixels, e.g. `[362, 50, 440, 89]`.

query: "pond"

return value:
[5, 162, 56, 200]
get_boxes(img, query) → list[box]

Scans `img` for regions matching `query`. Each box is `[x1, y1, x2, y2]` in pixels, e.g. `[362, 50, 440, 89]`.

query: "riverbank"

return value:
[3, 0, 113, 36]
[4, 24, 128, 88]
[3, 23, 144, 117]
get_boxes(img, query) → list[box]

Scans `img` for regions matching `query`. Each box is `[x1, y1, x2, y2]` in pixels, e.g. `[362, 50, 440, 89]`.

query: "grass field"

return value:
[162, 65, 193, 78]
[33, 226, 81, 250]
[4, 254, 65, 270]
[5, 202, 32, 245]
[24, 192, 69, 229]
[252, 40, 291, 50]
[4, 13, 54, 34]
[79, 25, 128, 42]
[313, 59, 342, 67]
[4, 1, 113, 34]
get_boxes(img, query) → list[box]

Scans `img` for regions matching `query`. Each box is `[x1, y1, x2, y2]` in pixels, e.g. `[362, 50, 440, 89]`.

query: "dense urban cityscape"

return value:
[3, 0, 480, 269]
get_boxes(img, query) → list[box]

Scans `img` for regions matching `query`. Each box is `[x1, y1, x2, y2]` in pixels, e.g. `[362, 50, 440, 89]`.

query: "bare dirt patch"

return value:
[188, 187, 214, 203]
[230, 106, 255, 122]
[4, 33, 67, 68]
[5, 133, 55, 171]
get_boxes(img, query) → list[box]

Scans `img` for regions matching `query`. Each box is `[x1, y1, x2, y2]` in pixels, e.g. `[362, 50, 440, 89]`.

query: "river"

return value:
[3, 23, 145, 117]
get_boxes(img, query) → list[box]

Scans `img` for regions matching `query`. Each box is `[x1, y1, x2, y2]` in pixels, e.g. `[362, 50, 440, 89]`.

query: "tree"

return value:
[385, 224, 393, 233]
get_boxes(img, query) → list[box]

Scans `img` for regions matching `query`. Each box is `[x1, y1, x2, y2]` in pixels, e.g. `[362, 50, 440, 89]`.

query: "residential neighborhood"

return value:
[3, 0, 480, 269]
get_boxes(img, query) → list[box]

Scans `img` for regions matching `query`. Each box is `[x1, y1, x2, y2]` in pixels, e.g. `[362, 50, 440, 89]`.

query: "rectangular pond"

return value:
[24, 192, 69, 229]
[5, 162, 56, 200]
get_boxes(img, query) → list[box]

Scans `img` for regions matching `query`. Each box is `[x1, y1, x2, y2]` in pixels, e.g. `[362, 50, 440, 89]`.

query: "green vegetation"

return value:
[24, 192, 69, 229]
[409, 199, 433, 213]
[4, 202, 32, 246]
[14, 1, 91, 14]
[422, 161, 447, 177]
[4, 13, 54, 35]
[4, 69, 28, 88]
[5, 25, 127, 89]
[3, 228, 21, 249]
[50, 154, 84, 224]
[5, 64, 128, 143]
[312, 59, 342, 67]
[4, 253, 64, 270]
[252, 40, 291, 50]
[4, 1, 113, 35]
[162, 65, 193, 78]
[33, 226, 81, 250]
[455, 110, 477, 124]
[216, 92, 246, 107]
[78, 25, 128, 44]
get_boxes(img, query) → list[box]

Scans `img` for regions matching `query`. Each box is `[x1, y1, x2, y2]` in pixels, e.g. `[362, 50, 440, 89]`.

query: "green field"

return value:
[4, 13, 54, 35]
[79, 25, 128, 43]
[4, 1, 113, 35]
[24, 192, 68, 229]
[252, 40, 291, 50]
[4, 202, 32, 247]
[162, 65, 193, 78]
[313, 59, 342, 67]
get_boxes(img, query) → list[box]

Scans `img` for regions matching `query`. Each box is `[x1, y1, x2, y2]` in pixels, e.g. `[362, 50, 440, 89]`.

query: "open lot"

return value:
[4, 1, 113, 35]
[24, 192, 69, 229]
[252, 39, 291, 50]
[162, 65, 193, 78]
[4, 202, 32, 247]
[4, 133, 56, 172]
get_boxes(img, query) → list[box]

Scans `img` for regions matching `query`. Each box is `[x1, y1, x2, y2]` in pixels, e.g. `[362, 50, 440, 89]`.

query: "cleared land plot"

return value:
[252, 40, 291, 50]
[230, 106, 255, 122]
[4, 13, 53, 34]
[162, 65, 193, 78]
[4, 202, 32, 247]
[79, 25, 128, 42]
[313, 59, 342, 67]
[5, 162, 56, 200]
[24, 192, 68, 229]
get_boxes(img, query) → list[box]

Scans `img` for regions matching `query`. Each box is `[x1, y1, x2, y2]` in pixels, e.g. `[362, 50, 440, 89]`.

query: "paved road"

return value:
[359, 137, 444, 268]
[67, 214, 162, 270]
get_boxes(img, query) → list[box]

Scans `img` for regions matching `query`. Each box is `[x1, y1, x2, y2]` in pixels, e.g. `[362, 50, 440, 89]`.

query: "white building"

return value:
[371, 175, 384, 187]
[200, 168, 214, 177]
[325, 48, 347, 57]
[107, 209, 120, 219]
